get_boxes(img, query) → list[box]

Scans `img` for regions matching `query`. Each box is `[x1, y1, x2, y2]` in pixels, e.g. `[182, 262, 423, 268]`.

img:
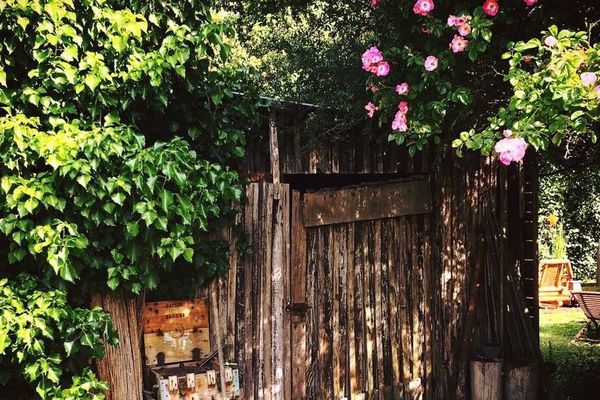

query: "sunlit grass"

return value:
[540, 308, 600, 400]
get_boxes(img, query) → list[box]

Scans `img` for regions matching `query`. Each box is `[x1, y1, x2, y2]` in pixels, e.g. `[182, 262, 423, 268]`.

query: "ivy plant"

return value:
[0, 0, 259, 397]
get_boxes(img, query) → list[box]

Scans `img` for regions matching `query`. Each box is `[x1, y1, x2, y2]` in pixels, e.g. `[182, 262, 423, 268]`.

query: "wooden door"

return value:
[289, 180, 434, 400]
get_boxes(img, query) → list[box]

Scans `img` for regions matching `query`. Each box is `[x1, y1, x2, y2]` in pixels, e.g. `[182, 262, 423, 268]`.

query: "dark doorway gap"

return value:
[283, 173, 427, 192]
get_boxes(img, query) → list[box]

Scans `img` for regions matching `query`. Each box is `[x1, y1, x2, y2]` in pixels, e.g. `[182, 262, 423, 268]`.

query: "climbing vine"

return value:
[362, 0, 599, 163]
[0, 0, 258, 397]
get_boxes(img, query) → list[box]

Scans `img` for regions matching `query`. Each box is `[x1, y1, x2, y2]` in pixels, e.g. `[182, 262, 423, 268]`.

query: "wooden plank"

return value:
[332, 226, 342, 398]
[144, 329, 210, 365]
[306, 230, 318, 399]
[318, 227, 334, 399]
[244, 183, 257, 399]
[290, 191, 308, 399]
[143, 300, 209, 334]
[262, 183, 273, 400]
[388, 220, 401, 389]
[374, 221, 384, 397]
[271, 184, 287, 400]
[269, 109, 281, 186]
[303, 180, 432, 227]
[347, 223, 360, 398]
[364, 222, 375, 394]
[281, 185, 292, 400]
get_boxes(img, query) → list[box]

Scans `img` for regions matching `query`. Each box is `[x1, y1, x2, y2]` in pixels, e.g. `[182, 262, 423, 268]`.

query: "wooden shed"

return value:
[208, 104, 540, 399]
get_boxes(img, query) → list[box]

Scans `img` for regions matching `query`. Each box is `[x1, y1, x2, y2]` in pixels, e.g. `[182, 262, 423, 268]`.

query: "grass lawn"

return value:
[540, 307, 600, 399]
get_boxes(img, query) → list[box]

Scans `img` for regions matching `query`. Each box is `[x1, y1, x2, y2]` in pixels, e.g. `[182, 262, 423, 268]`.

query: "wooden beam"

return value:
[302, 180, 432, 227]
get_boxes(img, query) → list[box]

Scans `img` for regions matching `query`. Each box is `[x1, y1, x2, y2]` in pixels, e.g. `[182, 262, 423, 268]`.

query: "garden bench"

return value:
[571, 291, 600, 342]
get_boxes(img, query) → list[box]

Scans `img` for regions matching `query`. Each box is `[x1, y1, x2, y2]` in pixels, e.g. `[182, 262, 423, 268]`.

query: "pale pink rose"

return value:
[370, 84, 378, 93]
[458, 23, 471, 37]
[365, 102, 378, 118]
[482, 0, 499, 16]
[362, 47, 383, 71]
[544, 36, 557, 47]
[376, 61, 390, 77]
[450, 35, 468, 53]
[581, 72, 598, 86]
[495, 137, 528, 165]
[447, 15, 459, 26]
[523, 0, 537, 6]
[371, 0, 379, 6]
[397, 101, 409, 114]
[392, 111, 408, 132]
[503, 129, 513, 138]
[396, 82, 409, 95]
[424, 55, 438, 71]
[413, 0, 434, 16]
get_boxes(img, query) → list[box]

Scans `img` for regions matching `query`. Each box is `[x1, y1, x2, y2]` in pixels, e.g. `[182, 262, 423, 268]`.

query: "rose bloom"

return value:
[482, 0, 499, 16]
[424, 55, 438, 71]
[581, 72, 598, 86]
[458, 23, 471, 37]
[494, 137, 528, 165]
[362, 47, 383, 71]
[413, 0, 434, 16]
[376, 61, 390, 77]
[524, 0, 537, 6]
[544, 36, 557, 47]
[450, 35, 468, 53]
[392, 112, 408, 132]
[396, 82, 409, 95]
[503, 129, 513, 138]
[371, 0, 378, 6]
[365, 102, 378, 118]
[397, 101, 409, 114]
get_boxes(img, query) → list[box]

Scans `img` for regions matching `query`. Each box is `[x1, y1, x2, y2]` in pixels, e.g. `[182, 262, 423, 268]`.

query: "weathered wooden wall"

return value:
[204, 107, 538, 399]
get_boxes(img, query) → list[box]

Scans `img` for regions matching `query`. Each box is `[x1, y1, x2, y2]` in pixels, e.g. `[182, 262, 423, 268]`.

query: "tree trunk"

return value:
[91, 292, 145, 400]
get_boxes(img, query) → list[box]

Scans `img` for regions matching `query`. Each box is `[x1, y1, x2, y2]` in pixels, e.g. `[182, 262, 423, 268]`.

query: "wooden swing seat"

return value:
[571, 291, 600, 343]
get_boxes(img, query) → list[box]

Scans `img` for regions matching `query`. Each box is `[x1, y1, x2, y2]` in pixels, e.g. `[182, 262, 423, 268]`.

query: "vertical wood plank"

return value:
[374, 221, 385, 398]
[262, 183, 273, 400]
[364, 222, 375, 395]
[347, 223, 360, 398]
[306, 230, 318, 399]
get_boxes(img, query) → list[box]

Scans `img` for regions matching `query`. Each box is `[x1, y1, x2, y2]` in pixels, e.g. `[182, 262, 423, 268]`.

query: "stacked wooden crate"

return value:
[143, 299, 241, 399]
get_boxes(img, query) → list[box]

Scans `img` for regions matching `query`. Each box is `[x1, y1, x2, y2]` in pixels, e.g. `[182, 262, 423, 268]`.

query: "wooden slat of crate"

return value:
[157, 369, 240, 400]
[143, 300, 209, 334]
[144, 329, 211, 366]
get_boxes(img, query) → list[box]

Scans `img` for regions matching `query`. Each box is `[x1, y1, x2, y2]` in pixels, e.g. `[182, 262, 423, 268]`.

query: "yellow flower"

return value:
[547, 214, 559, 226]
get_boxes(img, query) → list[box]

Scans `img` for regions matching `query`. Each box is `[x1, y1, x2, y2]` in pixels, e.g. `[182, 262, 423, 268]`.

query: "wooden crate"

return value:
[143, 299, 211, 366]
[155, 367, 241, 400]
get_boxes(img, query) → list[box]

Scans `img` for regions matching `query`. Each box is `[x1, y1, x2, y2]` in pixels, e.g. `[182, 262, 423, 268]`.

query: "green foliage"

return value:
[539, 166, 600, 280]
[454, 26, 600, 156]
[0, 0, 258, 398]
[0, 275, 116, 399]
[540, 309, 600, 399]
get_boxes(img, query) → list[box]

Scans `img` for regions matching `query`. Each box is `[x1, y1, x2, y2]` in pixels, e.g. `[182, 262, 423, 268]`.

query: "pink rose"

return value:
[397, 101, 409, 114]
[458, 23, 471, 37]
[371, 0, 379, 6]
[495, 137, 528, 165]
[581, 72, 598, 86]
[396, 82, 409, 95]
[544, 36, 557, 47]
[392, 111, 408, 132]
[424, 55, 438, 71]
[482, 0, 499, 16]
[503, 129, 513, 138]
[523, 0, 537, 6]
[376, 61, 390, 77]
[450, 35, 469, 53]
[362, 47, 383, 71]
[447, 15, 459, 26]
[413, 0, 434, 16]
[365, 102, 378, 118]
